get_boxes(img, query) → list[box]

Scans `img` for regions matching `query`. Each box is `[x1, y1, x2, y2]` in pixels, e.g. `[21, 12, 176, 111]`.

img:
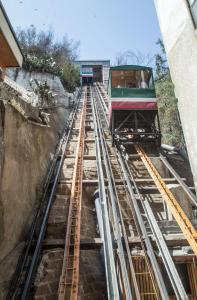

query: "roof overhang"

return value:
[81, 74, 93, 77]
[110, 65, 152, 71]
[75, 60, 110, 67]
[0, 2, 23, 67]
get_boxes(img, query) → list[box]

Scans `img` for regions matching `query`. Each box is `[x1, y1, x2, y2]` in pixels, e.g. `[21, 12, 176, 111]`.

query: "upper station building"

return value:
[75, 60, 110, 87]
[154, 0, 197, 190]
[0, 1, 23, 74]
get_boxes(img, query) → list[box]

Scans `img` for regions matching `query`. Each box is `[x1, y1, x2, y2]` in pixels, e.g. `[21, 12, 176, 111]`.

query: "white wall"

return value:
[154, 0, 189, 53]
[154, 0, 197, 189]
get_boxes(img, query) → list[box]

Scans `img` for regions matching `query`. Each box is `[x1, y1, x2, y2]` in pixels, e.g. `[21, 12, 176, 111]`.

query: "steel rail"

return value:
[143, 202, 188, 300]
[117, 150, 169, 300]
[58, 87, 87, 300]
[94, 84, 163, 300]
[95, 83, 108, 116]
[17, 90, 82, 300]
[8, 141, 63, 299]
[97, 82, 109, 101]
[8, 89, 82, 300]
[111, 146, 162, 300]
[112, 149, 161, 300]
[93, 87, 138, 300]
[160, 153, 197, 206]
[118, 149, 188, 299]
[96, 82, 109, 106]
[136, 145, 197, 257]
[93, 86, 146, 299]
[94, 81, 192, 299]
[90, 86, 120, 300]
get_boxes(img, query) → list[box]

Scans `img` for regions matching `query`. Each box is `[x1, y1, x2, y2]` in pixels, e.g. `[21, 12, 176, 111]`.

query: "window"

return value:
[188, 0, 197, 27]
[111, 70, 153, 89]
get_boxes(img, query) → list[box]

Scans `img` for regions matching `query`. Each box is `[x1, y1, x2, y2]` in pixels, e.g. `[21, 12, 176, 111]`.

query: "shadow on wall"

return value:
[0, 70, 72, 299]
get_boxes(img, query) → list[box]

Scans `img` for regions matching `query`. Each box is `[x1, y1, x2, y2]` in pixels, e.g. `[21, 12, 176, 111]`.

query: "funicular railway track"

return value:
[9, 83, 197, 300]
[7, 89, 87, 299]
[95, 82, 197, 299]
[58, 87, 87, 300]
[90, 86, 161, 300]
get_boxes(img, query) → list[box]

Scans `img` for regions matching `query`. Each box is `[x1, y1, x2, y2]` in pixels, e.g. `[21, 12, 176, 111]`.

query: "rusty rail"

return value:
[58, 87, 87, 300]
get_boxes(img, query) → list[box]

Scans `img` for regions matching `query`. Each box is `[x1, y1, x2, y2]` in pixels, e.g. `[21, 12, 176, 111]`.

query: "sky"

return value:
[2, 0, 162, 65]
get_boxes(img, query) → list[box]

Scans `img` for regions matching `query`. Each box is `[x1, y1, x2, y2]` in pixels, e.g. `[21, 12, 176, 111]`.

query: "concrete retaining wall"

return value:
[154, 0, 197, 190]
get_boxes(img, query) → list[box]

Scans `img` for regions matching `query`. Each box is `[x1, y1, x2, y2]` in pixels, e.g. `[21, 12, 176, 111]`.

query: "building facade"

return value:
[154, 0, 197, 189]
[75, 60, 110, 87]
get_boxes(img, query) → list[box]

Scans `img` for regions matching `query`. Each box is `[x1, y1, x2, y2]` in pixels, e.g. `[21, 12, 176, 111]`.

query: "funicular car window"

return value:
[112, 70, 153, 89]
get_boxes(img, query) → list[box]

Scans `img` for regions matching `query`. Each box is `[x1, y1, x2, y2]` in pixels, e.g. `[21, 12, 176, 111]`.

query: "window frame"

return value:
[111, 69, 154, 90]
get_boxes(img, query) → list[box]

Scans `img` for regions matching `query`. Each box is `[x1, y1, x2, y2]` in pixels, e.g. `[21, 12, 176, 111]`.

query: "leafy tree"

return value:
[61, 61, 80, 93]
[155, 39, 169, 79]
[155, 39, 184, 147]
[16, 26, 80, 92]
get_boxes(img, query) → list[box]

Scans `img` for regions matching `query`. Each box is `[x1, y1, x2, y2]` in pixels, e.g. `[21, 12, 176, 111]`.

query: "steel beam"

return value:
[136, 145, 197, 257]
[160, 153, 197, 206]
[118, 151, 169, 300]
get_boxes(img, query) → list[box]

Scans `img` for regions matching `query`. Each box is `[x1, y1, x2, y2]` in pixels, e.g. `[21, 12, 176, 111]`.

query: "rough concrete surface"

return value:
[6, 68, 72, 106]
[154, 0, 197, 191]
[0, 71, 71, 299]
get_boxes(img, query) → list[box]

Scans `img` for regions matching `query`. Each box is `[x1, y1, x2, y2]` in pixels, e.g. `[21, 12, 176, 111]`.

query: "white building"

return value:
[154, 0, 197, 189]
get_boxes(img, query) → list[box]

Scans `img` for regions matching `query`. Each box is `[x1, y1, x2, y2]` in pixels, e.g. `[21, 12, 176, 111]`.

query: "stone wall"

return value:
[33, 249, 107, 300]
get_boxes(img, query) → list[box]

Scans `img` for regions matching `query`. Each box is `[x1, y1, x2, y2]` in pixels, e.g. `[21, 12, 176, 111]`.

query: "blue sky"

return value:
[2, 0, 162, 64]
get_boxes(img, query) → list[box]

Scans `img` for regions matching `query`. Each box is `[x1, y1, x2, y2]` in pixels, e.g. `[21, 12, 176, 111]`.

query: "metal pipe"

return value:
[161, 144, 178, 152]
[160, 153, 197, 206]
[117, 151, 169, 300]
[90, 87, 120, 300]
[93, 84, 186, 299]
[94, 96, 140, 299]
[20, 90, 82, 300]
[95, 197, 104, 240]
[144, 201, 188, 299]
[95, 105, 134, 300]
[93, 86, 142, 300]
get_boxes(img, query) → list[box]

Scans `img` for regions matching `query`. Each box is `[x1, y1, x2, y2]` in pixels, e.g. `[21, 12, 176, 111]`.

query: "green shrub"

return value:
[155, 40, 184, 148]
[29, 79, 56, 107]
[17, 26, 80, 92]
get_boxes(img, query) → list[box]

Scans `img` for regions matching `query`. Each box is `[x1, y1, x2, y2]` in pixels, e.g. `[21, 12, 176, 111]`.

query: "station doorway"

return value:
[93, 65, 102, 82]
[81, 65, 103, 85]
[82, 76, 93, 85]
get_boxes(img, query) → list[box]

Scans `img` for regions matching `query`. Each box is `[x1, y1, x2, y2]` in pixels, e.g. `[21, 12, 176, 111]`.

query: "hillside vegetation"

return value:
[155, 40, 184, 148]
[17, 26, 80, 92]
